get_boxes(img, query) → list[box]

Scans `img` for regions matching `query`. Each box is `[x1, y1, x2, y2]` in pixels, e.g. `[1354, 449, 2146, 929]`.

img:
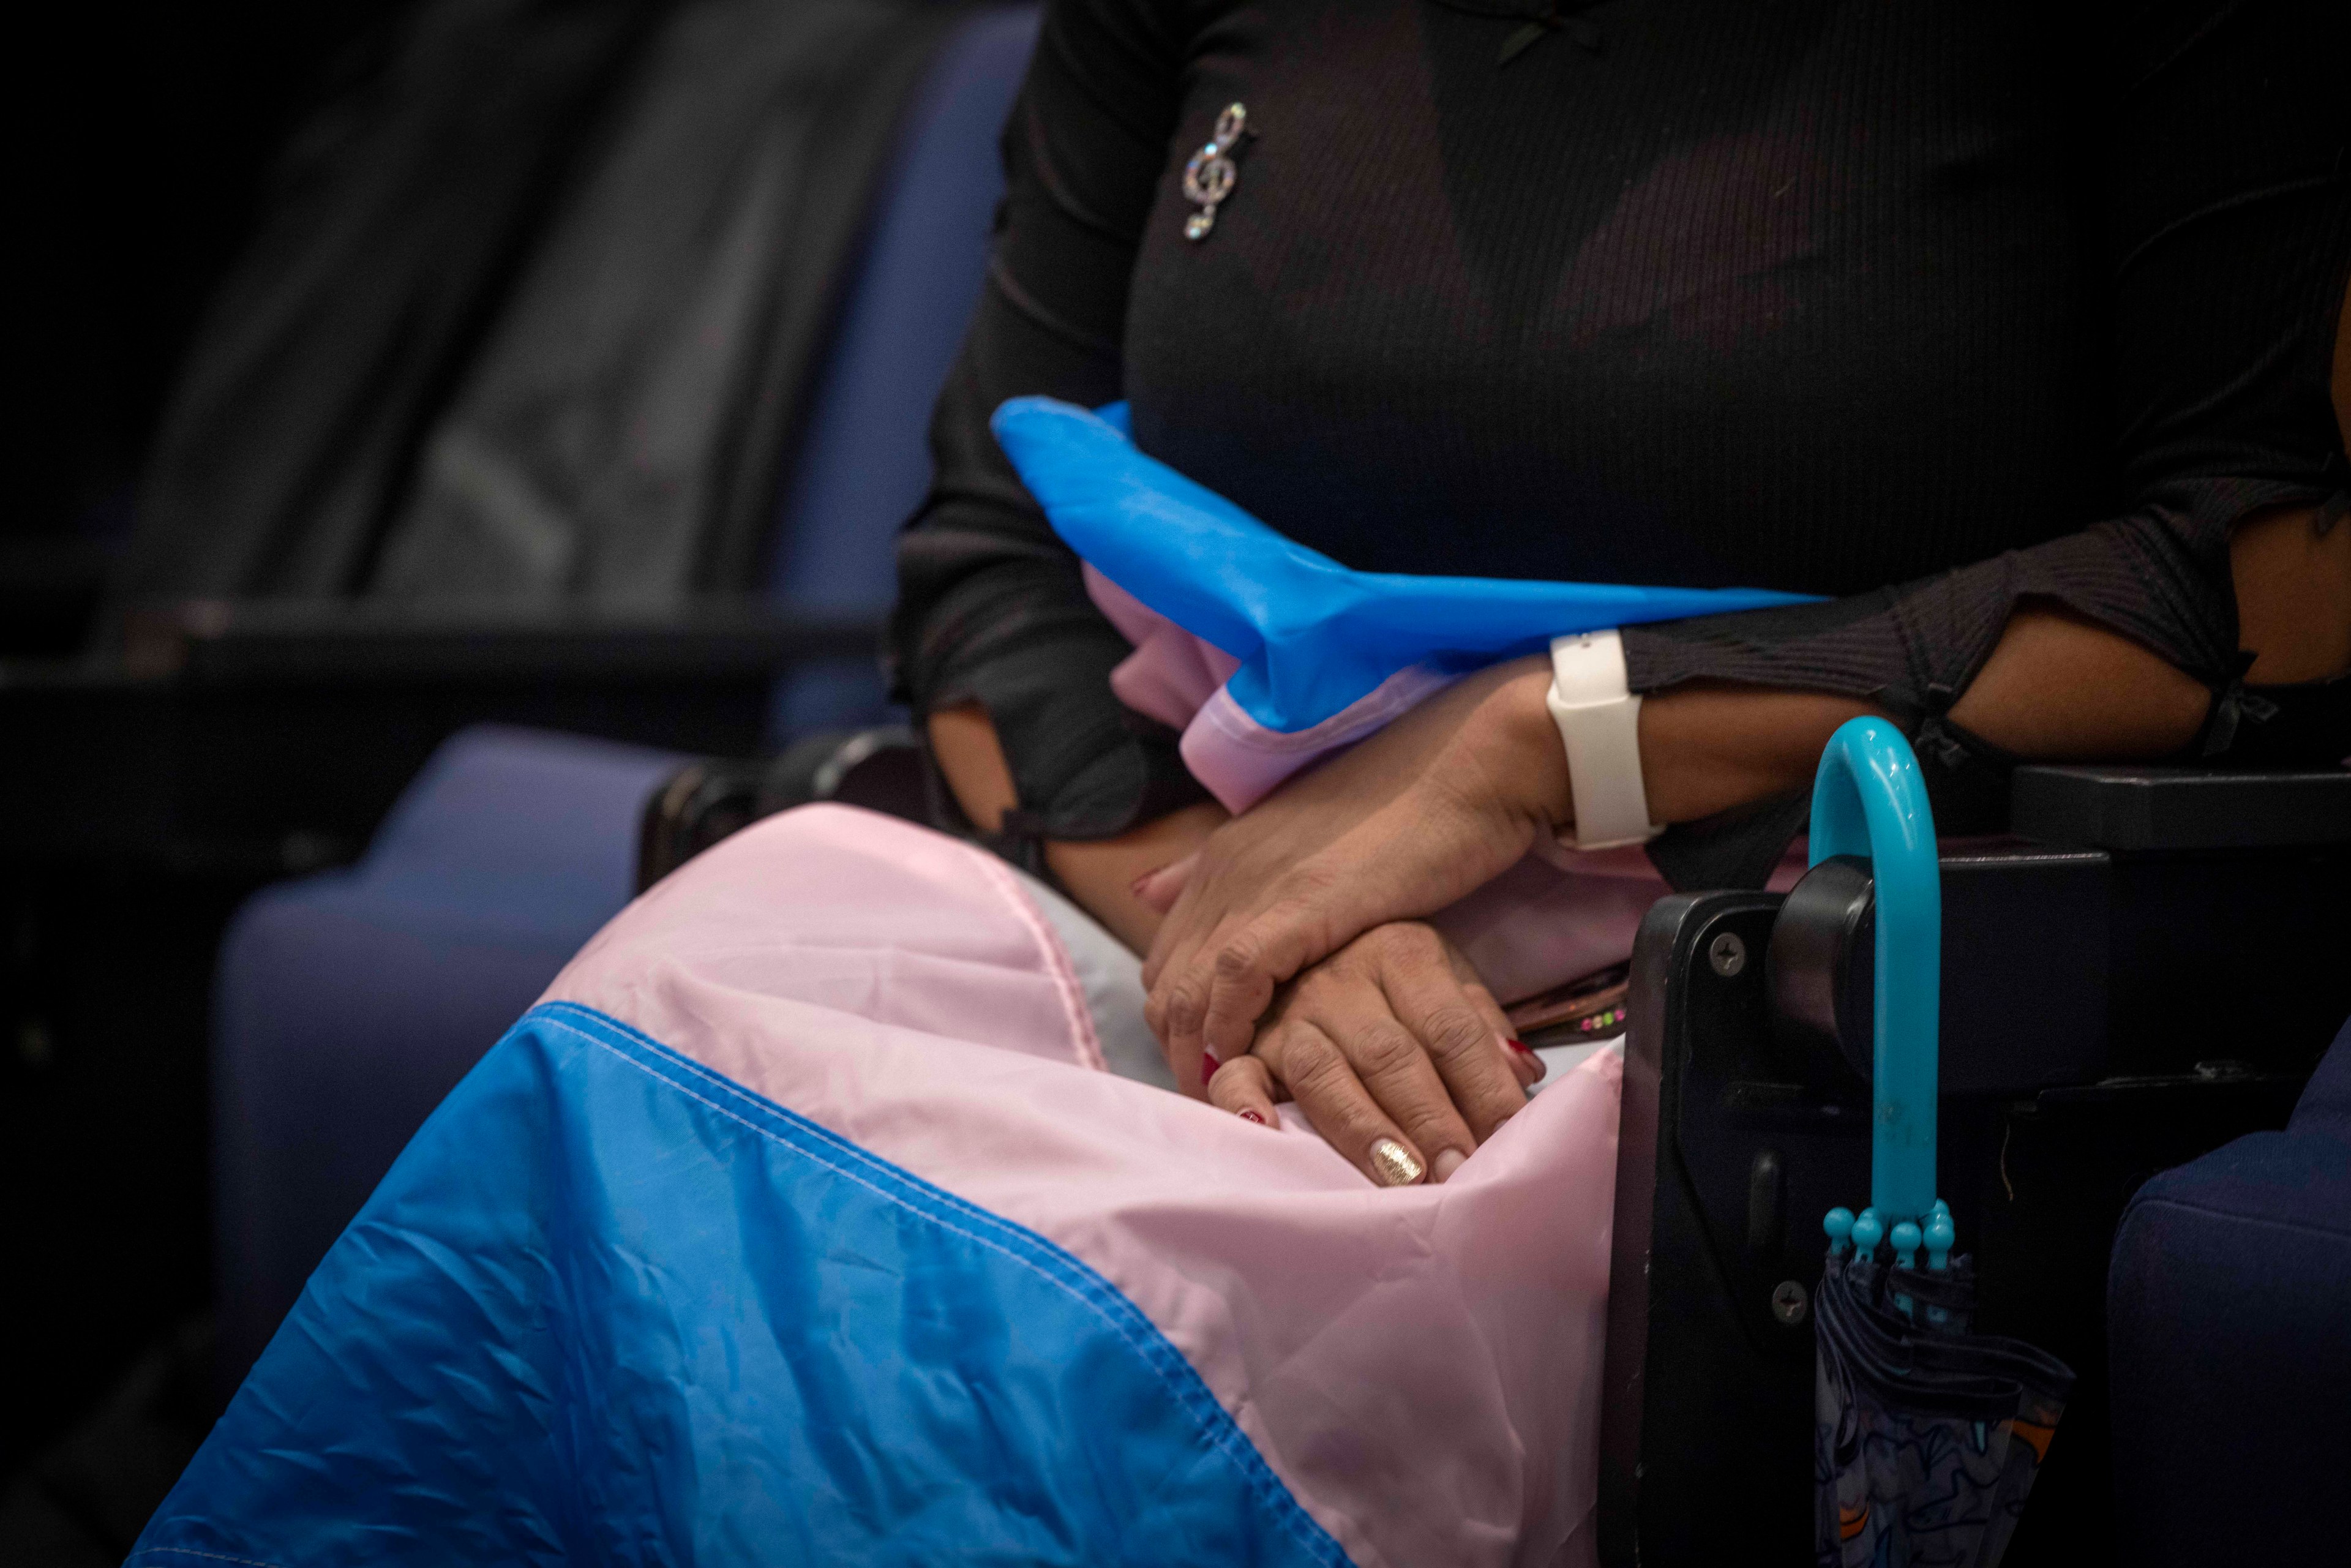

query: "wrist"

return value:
[1045, 801, 1228, 955]
[1473, 655, 1577, 827]
[1542, 630, 1669, 848]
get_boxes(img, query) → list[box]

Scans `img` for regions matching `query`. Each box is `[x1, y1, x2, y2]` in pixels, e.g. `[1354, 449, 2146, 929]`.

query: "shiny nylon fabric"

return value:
[542, 803, 1625, 1566]
[133, 1002, 1351, 1567]
[989, 397, 1819, 734]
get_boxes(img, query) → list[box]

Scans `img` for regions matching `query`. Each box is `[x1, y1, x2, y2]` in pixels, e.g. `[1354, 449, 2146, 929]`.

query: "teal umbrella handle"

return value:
[1809, 718, 1941, 1229]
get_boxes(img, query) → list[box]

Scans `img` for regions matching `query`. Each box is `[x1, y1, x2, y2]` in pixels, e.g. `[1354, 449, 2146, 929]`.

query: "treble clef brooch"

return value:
[1182, 102, 1253, 241]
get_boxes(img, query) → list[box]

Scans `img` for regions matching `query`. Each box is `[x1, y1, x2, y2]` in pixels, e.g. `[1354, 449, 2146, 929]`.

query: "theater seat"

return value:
[2107, 1010, 2351, 1565]
[208, 2, 1041, 1390]
[211, 728, 683, 1384]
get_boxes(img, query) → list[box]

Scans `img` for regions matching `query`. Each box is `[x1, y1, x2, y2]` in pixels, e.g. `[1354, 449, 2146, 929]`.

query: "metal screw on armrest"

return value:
[1708, 931, 1747, 978]
[1771, 1280, 1809, 1326]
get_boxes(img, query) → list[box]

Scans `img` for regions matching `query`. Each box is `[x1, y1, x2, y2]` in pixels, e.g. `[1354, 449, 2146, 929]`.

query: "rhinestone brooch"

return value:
[1182, 102, 1251, 241]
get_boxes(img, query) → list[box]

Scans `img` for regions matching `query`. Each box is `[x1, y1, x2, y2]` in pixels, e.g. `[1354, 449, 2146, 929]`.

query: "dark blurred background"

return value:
[10, 1, 413, 653]
[6, 2, 408, 1549]
[3, 1, 1020, 1556]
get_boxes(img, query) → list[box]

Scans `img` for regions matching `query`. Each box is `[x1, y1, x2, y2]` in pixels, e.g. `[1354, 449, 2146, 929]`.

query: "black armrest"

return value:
[636, 726, 926, 891]
[124, 598, 877, 684]
[2012, 764, 2351, 851]
[1765, 766, 2351, 1099]
[1, 598, 885, 871]
[1602, 766, 2351, 1565]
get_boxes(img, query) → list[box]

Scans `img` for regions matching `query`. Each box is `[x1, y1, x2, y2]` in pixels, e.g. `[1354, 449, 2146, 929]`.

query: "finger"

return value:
[1302, 982, 1479, 1182]
[1269, 1021, 1431, 1187]
[1139, 871, 1207, 991]
[1445, 957, 1543, 1089]
[1140, 841, 1250, 991]
[1448, 963, 1518, 1046]
[1147, 940, 1215, 1099]
[1378, 946, 1532, 1146]
[1192, 809, 1492, 1062]
[1144, 893, 1221, 1097]
[1205, 1052, 1281, 1127]
[1196, 886, 1343, 1062]
[1130, 849, 1200, 916]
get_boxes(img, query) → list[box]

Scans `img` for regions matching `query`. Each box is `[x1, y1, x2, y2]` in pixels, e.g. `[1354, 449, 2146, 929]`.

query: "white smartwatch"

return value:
[1544, 629, 1663, 851]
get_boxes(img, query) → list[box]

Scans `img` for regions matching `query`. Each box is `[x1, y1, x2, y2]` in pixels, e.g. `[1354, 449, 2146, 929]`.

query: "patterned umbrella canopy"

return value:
[1813, 1214, 2072, 1566]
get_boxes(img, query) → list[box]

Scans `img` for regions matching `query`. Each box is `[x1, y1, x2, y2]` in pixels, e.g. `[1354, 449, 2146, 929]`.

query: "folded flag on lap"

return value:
[135, 806, 1623, 1567]
[991, 397, 1819, 810]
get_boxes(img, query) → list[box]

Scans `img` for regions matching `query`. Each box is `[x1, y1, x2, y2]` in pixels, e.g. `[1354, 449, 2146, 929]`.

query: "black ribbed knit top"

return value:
[891, 0, 2350, 877]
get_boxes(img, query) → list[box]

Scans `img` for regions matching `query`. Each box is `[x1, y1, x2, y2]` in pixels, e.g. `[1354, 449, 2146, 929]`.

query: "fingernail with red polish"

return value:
[1502, 1035, 1545, 1086]
[1201, 1049, 1221, 1084]
[1237, 1108, 1266, 1125]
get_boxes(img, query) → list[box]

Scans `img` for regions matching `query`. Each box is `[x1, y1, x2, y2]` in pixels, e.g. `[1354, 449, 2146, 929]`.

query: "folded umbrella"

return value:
[1805, 720, 2074, 1567]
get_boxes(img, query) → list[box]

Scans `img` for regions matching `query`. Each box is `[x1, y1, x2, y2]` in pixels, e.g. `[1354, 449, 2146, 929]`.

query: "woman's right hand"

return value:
[1204, 921, 1543, 1185]
[1143, 657, 1570, 1090]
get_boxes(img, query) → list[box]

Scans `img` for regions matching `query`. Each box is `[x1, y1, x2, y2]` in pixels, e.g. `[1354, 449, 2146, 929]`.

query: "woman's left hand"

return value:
[1142, 656, 1567, 1087]
[1202, 921, 1543, 1185]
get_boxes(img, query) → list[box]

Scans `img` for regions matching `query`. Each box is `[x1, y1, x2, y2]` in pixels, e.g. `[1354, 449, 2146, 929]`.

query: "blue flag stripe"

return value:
[134, 1002, 1355, 1566]
[530, 1002, 1355, 1567]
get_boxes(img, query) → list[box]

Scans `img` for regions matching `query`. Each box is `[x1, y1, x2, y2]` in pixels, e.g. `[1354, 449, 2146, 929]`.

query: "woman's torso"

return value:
[1120, 0, 2113, 594]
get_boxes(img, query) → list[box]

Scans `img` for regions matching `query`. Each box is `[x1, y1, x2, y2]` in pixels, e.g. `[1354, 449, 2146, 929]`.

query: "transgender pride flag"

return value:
[133, 400, 1799, 1565]
[991, 397, 1817, 812]
[133, 806, 1624, 1567]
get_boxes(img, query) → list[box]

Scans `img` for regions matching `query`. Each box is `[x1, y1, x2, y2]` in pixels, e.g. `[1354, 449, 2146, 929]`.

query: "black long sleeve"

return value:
[893, 0, 2350, 870]
[1622, 0, 2349, 771]
[889, 0, 1210, 843]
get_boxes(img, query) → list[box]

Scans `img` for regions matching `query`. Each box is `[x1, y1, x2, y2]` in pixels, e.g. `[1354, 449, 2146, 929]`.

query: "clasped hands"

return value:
[1137, 655, 1575, 1185]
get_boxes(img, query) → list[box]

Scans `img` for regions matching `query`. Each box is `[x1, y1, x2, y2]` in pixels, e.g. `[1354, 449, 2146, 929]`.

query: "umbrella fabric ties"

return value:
[1807, 719, 2075, 1568]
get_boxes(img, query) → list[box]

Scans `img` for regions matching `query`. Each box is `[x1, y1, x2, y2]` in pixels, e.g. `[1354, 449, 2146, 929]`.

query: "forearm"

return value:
[1628, 607, 2203, 822]
[1640, 601, 2211, 819]
[1489, 501, 2350, 830]
[928, 702, 1227, 951]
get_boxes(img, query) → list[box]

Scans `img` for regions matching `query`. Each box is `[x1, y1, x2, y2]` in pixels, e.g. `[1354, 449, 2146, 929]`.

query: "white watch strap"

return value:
[1545, 629, 1662, 851]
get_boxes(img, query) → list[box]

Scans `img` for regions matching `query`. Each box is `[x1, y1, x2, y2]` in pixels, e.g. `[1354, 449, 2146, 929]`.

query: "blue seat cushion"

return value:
[2105, 1013, 2351, 1565]
[2287, 1003, 2351, 1138]
[212, 726, 684, 1387]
